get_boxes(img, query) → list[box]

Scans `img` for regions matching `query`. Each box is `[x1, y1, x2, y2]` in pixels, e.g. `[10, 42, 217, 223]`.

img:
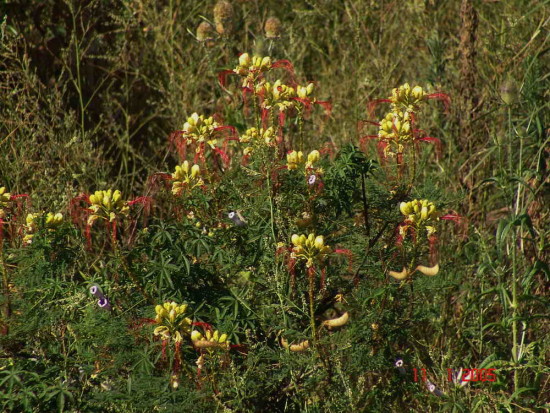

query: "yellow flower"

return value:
[191, 328, 230, 349]
[286, 150, 304, 170]
[89, 189, 129, 223]
[390, 83, 426, 111]
[305, 150, 320, 168]
[153, 302, 192, 343]
[171, 162, 203, 195]
[289, 232, 331, 268]
[399, 199, 439, 238]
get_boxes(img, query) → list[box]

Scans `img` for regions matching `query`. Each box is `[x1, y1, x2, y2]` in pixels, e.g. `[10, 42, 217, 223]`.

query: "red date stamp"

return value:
[412, 368, 497, 382]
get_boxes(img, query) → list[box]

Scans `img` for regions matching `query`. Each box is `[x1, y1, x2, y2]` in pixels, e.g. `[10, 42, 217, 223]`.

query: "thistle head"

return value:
[196, 21, 216, 42]
[264, 16, 282, 39]
[213, 1, 235, 36]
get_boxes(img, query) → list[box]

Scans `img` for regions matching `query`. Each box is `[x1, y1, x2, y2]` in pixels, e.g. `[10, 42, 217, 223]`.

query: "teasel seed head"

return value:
[264, 16, 282, 39]
[214, 1, 235, 36]
[196, 21, 216, 42]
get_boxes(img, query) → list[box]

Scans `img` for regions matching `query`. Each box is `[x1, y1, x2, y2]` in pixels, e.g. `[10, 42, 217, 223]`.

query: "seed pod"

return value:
[264, 16, 282, 39]
[281, 338, 310, 352]
[213, 1, 234, 36]
[388, 267, 410, 280]
[322, 312, 350, 328]
[416, 263, 439, 276]
[193, 340, 227, 349]
[196, 21, 216, 42]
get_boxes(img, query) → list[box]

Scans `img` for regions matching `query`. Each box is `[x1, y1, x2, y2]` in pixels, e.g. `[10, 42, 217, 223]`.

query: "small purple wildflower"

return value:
[98, 297, 111, 311]
[90, 284, 104, 299]
[426, 380, 444, 397]
[308, 174, 316, 185]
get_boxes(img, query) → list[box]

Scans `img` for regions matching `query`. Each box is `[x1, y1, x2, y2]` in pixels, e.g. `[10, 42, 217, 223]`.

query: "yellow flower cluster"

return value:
[233, 53, 272, 86]
[297, 83, 315, 100]
[399, 199, 438, 236]
[182, 113, 220, 147]
[23, 212, 63, 244]
[0, 187, 11, 219]
[255, 79, 296, 111]
[191, 329, 229, 349]
[171, 161, 203, 196]
[88, 190, 129, 225]
[390, 83, 425, 112]
[240, 127, 276, 155]
[287, 150, 321, 171]
[153, 302, 192, 343]
[291, 233, 331, 268]
[378, 110, 414, 157]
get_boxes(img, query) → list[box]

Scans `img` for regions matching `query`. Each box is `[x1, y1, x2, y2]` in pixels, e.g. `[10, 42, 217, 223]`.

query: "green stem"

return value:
[70, 5, 85, 137]
[266, 169, 287, 326]
[308, 269, 317, 346]
[507, 106, 519, 392]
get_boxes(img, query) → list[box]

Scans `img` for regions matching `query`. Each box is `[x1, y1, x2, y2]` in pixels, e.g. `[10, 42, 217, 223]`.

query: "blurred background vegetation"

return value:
[2, 0, 547, 214]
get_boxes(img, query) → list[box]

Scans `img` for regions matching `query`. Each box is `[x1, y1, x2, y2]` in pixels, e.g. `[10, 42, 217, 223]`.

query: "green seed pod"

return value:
[196, 21, 216, 42]
[500, 76, 518, 105]
[264, 16, 282, 39]
[214, 1, 234, 36]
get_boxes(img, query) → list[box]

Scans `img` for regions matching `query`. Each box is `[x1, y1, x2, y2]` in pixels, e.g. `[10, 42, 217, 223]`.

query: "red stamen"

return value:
[315, 100, 332, 118]
[367, 99, 392, 117]
[426, 92, 451, 112]
[440, 214, 462, 222]
[218, 69, 234, 88]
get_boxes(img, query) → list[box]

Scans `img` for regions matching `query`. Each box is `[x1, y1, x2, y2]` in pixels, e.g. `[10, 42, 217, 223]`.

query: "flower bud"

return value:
[421, 206, 428, 220]
[191, 330, 202, 341]
[307, 150, 320, 164]
[239, 53, 251, 67]
[191, 164, 200, 178]
[314, 235, 324, 249]
[291, 234, 300, 246]
[260, 56, 272, 70]
[412, 86, 424, 100]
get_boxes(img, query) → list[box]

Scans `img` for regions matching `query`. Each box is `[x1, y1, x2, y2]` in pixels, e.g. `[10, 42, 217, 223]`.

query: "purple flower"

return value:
[98, 297, 111, 311]
[426, 380, 444, 397]
[90, 284, 104, 299]
[307, 175, 316, 185]
[394, 358, 406, 375]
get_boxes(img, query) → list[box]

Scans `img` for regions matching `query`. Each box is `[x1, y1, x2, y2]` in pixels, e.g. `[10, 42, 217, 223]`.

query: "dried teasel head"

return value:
[264, 16, 282, 39]
[214, 0, 235, 36]
[196, 21, 216, 43]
